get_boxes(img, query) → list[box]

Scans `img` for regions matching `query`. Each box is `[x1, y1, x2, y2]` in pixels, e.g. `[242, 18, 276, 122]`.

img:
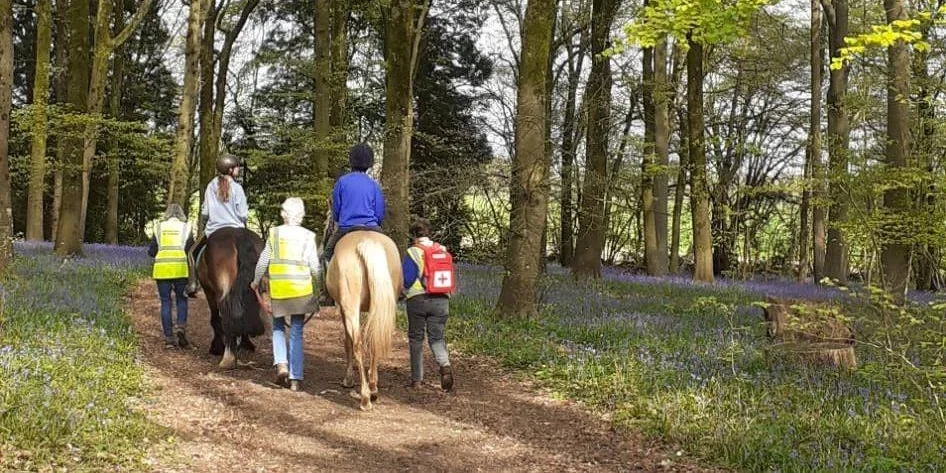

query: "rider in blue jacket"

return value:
[318, 143, 386, 306]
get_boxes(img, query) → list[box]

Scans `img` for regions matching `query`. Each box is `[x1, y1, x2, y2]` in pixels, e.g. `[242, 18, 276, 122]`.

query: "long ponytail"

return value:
[216, 175, 231, 202]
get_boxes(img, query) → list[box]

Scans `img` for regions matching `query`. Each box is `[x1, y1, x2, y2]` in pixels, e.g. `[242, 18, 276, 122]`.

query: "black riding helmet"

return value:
[349, 143, 374, 171]
[216, 154, 240, 175]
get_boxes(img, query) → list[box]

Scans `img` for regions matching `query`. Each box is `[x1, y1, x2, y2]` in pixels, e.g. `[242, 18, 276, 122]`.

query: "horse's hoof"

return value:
[370, 392, 378, 402]
[359, 400, 372, 411]
[219, 351, 237, 370]
[341, 379, 355, 389]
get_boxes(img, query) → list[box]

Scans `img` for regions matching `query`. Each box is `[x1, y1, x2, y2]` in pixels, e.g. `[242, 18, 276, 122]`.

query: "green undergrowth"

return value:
[448, 265, 946, 472]
[0, 245, 167, 471]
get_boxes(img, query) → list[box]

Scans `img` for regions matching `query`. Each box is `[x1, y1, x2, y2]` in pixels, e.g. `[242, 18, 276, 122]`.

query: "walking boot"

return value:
[175, 327, 190, 349]
[290, 380, 302, 392]
[440, 365, 454, 392]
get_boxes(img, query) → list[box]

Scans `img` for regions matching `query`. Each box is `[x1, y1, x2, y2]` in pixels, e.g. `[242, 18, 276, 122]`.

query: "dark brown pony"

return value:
[197, 226, 266, 369]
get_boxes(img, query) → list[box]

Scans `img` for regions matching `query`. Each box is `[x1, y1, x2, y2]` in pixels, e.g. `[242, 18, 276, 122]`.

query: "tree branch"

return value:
[111, 0, 157, 48]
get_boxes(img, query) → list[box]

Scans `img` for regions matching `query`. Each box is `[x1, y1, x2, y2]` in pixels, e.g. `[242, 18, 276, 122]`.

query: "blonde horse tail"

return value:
[356, 239, 396, 362]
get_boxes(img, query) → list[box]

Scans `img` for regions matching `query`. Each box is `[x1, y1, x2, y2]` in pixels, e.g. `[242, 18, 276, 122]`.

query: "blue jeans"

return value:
[157, 279, 188, 338]
[272, 315, 305, 380]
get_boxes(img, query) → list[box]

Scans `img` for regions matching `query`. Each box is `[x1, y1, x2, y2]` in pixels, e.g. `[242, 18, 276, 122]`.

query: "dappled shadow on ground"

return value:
[129, 281, 720, 472]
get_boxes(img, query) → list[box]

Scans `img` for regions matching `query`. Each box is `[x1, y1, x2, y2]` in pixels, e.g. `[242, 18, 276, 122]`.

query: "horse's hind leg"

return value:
[368, 347, 379, 402]
[343, 304, 371, 410]
[219, 334, 237, 370]
[209, 307, 225, 356]
[341, 315, 356, 388]
[239, 336, 256, 353]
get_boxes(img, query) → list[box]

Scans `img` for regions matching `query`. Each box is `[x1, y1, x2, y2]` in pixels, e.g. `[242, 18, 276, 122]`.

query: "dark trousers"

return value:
[406, 295, 450, 382]
[157, 279, 188, 338]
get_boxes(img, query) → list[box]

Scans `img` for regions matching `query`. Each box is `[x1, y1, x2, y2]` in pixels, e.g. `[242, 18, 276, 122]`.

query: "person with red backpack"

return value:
[401, 217, 455, 392]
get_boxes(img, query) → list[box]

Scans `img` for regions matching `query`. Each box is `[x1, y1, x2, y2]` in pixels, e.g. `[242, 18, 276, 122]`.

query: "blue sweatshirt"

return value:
[332, 171, 385, 229]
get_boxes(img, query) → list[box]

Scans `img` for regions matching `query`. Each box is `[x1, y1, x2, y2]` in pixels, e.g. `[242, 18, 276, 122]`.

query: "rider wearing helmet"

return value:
[186, 154, 249, 296]
[317, 143, 386, 306]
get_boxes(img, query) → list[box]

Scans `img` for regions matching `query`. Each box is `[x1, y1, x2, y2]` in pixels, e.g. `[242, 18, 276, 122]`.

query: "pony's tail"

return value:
[224, 232, 264, 337]
[356, 239, 396, 362]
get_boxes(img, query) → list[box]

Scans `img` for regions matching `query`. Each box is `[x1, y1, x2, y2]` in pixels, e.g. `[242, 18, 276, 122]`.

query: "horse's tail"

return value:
[223, 232, 265, 338]
[356, 238, 396, 362]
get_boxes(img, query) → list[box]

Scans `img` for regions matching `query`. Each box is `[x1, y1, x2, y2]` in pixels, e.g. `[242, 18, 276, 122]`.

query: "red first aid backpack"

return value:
[418, 242, 456, 295]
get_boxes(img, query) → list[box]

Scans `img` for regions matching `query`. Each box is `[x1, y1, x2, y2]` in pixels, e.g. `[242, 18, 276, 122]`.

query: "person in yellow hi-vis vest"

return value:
[251, 197, 320, 391]
[148, 203, 195, 349]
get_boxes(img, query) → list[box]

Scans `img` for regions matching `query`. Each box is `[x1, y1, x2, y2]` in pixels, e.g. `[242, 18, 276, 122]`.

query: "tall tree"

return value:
[881, 0, 911, 299]
[168, 0, 205, 207]
[686, 35, 713, 282]
[572, 0, 620, 279]
[821, 0, 850, 283]
[640, 22, 669, 276]
[0, 0, 13, 269]
[807, 0, 827, 282]
[381, 0, 429, 249]
[653, 36, 670, 273]
[50, 3, 67, 243]
[104, 0, 126, 244]
[558, 2, 588, 267]
[75, 0, 153, 239]
[210, 0, 259, 164]
[497, 0, 556, 316]
[197, 0, 218, 211]
[622, 0, 769, 283]
[330, 0, 349, 131]
[25, 0, 52, 241]
[314, 0, 331, 177]
[54, 0, 92, 255]
[669, 43, 686, 273]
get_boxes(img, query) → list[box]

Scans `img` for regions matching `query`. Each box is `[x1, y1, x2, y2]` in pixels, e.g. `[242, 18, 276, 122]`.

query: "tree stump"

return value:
[762, 296, 856, 370]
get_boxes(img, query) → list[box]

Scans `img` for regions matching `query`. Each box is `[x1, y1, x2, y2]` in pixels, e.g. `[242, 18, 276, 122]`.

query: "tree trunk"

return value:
[670, 103, 688, 273]
[168, 0, 204, 207]
[54, 0, 92, 256]
[77, 0, 153, 239]
[572, 0, 619, 280]
[330, 0, 349, 132]
[809, 0, 826, 282]
[105, 0, 125, 244]
[687, 37, 713, 283]
[381, 0, 428, 250]
[642, 36, 659, 275]
[881, 0, 911, 300]
[50, 1, 67, 243]
[653, 38, 670, 273]
[26, 0, 52, 241]
[496, 0, 556, 317]
[822, 0, 850, 283]
[0, 0, 13, 269]
[76, 0, 117, 241]
[558, 39, 585, 267]
[912, 29, 936, 291]
[314, 0, 331, 177]
[210, 0, 258, 169]
[197, 0, 216, 211]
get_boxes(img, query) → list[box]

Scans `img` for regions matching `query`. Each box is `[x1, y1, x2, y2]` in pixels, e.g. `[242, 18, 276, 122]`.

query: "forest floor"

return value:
[128, 280, 719, 473]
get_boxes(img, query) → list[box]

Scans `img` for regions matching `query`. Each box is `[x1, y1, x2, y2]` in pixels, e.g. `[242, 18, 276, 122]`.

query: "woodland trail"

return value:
[128, 281, 718, 472]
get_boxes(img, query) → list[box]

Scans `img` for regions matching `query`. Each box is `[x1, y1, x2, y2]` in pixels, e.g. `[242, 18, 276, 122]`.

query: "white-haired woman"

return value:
[149, 203, 195, 349]
[251, 197, 320, 391]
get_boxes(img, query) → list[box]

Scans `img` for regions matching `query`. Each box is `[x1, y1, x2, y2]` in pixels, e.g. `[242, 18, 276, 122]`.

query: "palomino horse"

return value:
[197, 226, 266, 369]
[324, 230, 403, 410]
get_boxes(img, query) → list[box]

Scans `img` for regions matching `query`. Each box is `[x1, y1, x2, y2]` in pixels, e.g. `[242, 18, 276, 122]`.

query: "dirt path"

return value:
[129, 281, 716, 472]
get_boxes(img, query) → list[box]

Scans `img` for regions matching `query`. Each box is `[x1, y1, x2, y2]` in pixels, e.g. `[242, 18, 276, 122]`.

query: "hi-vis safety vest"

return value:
[405, 247, 427, 300]
[153, 219, 191, 279]
[268, 225, 315, 300]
